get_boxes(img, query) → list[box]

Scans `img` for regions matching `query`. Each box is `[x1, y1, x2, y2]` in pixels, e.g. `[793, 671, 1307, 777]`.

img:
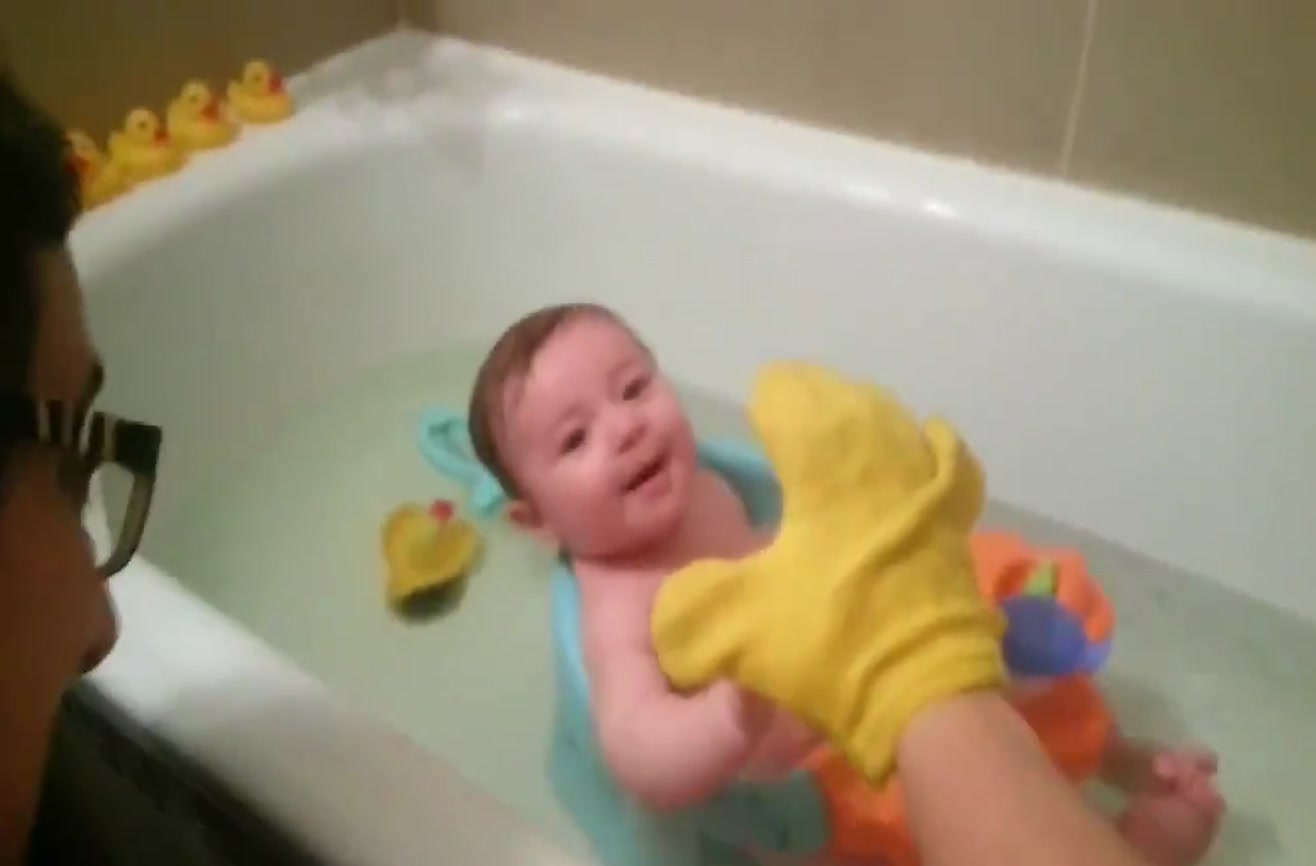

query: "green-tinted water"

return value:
[149, 343, 1311, 864]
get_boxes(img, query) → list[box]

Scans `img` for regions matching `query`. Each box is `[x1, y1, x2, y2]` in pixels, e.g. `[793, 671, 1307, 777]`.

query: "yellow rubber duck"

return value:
[108, 108, 184, 184]
[66, 130, 132, 210]
[381, 499, 481, 610]
[167, 80, 238, 152]
[227, 60, 293, 125]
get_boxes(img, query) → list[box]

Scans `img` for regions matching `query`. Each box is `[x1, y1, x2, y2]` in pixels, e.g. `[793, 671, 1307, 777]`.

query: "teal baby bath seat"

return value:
[418, 409, 830, 866]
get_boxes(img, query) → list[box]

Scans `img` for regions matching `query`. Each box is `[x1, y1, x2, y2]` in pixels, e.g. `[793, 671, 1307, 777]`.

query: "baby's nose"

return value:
[612, 411, 646, 452]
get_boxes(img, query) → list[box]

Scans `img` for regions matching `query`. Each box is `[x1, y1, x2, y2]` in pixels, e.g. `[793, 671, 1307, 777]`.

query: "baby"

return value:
[467, 302, 1224, 866]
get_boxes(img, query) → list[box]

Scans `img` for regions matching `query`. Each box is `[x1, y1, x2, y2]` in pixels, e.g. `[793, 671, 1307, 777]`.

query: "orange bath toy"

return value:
[805, 531, 1117, 866]
[972, 531, 1114, 672]
[381, 499, 481, 610]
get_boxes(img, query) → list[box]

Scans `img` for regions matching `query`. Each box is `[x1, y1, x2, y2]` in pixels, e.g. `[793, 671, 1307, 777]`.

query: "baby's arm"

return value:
[583, 591, 766, 811]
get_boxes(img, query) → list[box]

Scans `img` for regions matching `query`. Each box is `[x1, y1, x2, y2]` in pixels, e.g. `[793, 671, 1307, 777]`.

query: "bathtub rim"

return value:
[85, 554, 593, 866]
[72, 31, 1316, 323]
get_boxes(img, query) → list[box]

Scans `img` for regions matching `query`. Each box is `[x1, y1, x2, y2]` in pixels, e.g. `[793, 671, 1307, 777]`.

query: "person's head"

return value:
[468, 304, 698, 560]
[0, 72, 161, 677]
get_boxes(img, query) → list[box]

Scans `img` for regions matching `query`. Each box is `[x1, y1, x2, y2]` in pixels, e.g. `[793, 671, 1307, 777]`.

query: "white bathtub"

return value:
[67, 29, 1315, 864]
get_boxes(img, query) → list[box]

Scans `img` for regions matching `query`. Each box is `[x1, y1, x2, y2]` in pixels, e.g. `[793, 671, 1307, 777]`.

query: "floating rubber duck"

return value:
[227, 60, 293, 125]
[66, 129, 131, 210]
[108, 108, 184, 184]
[381, 499, 481, 611]
[166, 80, 237, 152]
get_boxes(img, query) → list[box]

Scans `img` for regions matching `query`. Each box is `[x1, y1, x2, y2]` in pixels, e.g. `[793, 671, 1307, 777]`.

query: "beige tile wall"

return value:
[0, 0, 401, 140]
[412, 0, 1316, 240]
[5, 1, 1311, 238]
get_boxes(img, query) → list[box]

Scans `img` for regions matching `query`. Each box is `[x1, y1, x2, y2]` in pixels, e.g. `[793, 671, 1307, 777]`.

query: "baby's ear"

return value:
[505, 499, 559, 547]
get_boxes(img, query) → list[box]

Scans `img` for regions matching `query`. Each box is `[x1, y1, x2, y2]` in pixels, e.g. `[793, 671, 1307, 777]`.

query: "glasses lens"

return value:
[88, 461, 136, 571]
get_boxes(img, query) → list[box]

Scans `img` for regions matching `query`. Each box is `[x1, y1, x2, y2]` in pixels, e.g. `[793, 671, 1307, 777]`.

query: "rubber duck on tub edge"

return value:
[167, 80, 238, 152]
[66, 129, 132, 211]
[108, 108, 185, 185]
[227, 60, 294, 125]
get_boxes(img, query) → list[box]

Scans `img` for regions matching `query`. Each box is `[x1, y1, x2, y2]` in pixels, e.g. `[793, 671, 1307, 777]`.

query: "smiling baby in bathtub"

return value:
[465, 302, 1223, 866]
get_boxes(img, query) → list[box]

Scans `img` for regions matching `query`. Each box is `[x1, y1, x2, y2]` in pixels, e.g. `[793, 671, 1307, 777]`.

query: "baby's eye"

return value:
[622, 375, 650, 400]
[560, 429, 586, 455]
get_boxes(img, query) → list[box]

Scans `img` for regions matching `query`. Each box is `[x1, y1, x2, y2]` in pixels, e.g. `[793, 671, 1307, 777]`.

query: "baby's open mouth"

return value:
[624, 454, 668, 493]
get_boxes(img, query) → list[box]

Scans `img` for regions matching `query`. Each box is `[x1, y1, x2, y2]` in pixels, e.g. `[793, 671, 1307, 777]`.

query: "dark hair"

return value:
[467, 303, 640, 498]
[0, 71, 81, 480]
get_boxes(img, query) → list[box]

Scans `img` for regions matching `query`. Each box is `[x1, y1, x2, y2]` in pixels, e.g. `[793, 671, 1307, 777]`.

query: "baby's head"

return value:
[468, 304, 699, 559]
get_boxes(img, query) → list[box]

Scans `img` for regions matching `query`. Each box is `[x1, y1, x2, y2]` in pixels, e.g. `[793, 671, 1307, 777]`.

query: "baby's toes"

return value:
[1152, 753, 1191, 785]
[1153, 749, 1217, 786]
[1184, 777, 1226, 820]
[1184, 746, 1219, 775]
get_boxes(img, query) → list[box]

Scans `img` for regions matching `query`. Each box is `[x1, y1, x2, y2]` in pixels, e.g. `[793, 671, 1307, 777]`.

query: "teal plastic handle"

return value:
[416, 408, 508, 518]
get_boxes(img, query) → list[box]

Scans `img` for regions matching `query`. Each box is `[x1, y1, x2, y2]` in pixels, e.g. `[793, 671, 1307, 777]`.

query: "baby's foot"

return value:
[1151, 747, 1219, 788]
[1117, 748, 1224, 866]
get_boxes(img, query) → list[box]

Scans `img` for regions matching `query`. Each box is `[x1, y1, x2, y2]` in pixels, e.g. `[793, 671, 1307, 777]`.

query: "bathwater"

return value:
[148, 343, 1310, 865]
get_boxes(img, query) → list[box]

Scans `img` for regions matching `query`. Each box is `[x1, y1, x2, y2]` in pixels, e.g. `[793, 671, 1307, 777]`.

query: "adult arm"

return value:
[898, 691, 1152, 866]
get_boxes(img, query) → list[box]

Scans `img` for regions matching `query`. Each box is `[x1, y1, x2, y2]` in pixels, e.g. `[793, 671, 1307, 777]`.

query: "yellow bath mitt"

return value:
[651, 362, 1007, 785]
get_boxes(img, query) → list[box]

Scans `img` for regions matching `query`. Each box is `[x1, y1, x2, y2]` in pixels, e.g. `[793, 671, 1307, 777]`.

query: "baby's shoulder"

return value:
[577, 562, 662, 613]
[576, 565, 662, 658]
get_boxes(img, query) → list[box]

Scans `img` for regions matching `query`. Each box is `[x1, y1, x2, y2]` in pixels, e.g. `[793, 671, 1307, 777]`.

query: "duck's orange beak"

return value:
[69, 153, 90, 177]
[269, 73, 284, 94]
[202, 98, 220, 120]
[429, 500, 455, 523]
[154, 128, 168, 144]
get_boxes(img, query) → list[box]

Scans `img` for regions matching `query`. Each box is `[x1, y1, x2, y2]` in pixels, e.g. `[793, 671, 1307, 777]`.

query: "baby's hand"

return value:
[710, 680, 775, 739]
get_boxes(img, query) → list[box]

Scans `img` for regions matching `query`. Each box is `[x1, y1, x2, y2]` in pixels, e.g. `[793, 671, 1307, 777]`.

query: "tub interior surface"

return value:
[144, 342, 1312, 865]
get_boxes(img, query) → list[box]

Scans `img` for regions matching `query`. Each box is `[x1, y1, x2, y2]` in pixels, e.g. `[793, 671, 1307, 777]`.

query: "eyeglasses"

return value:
[0, 392, 162, 577]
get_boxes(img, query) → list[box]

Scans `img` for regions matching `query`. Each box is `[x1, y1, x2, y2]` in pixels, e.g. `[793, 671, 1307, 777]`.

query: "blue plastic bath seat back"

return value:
[418, 410, 829, 866]
[417, 407, 509, 517]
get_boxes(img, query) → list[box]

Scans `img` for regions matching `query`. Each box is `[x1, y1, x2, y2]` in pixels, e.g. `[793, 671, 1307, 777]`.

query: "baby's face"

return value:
[501, 315, 698, 559]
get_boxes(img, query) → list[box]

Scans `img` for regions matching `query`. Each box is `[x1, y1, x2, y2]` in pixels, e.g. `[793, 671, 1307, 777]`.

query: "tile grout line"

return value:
[1059, 0, 1100, 176]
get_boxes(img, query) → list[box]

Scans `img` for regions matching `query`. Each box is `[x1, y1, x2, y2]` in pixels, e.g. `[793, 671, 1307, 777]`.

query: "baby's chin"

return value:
[600, 495, 691, 559]
[616, 502, 686, 552]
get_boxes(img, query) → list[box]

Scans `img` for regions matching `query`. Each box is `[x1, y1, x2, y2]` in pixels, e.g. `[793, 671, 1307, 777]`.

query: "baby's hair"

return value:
[467, 302, 645, 499]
